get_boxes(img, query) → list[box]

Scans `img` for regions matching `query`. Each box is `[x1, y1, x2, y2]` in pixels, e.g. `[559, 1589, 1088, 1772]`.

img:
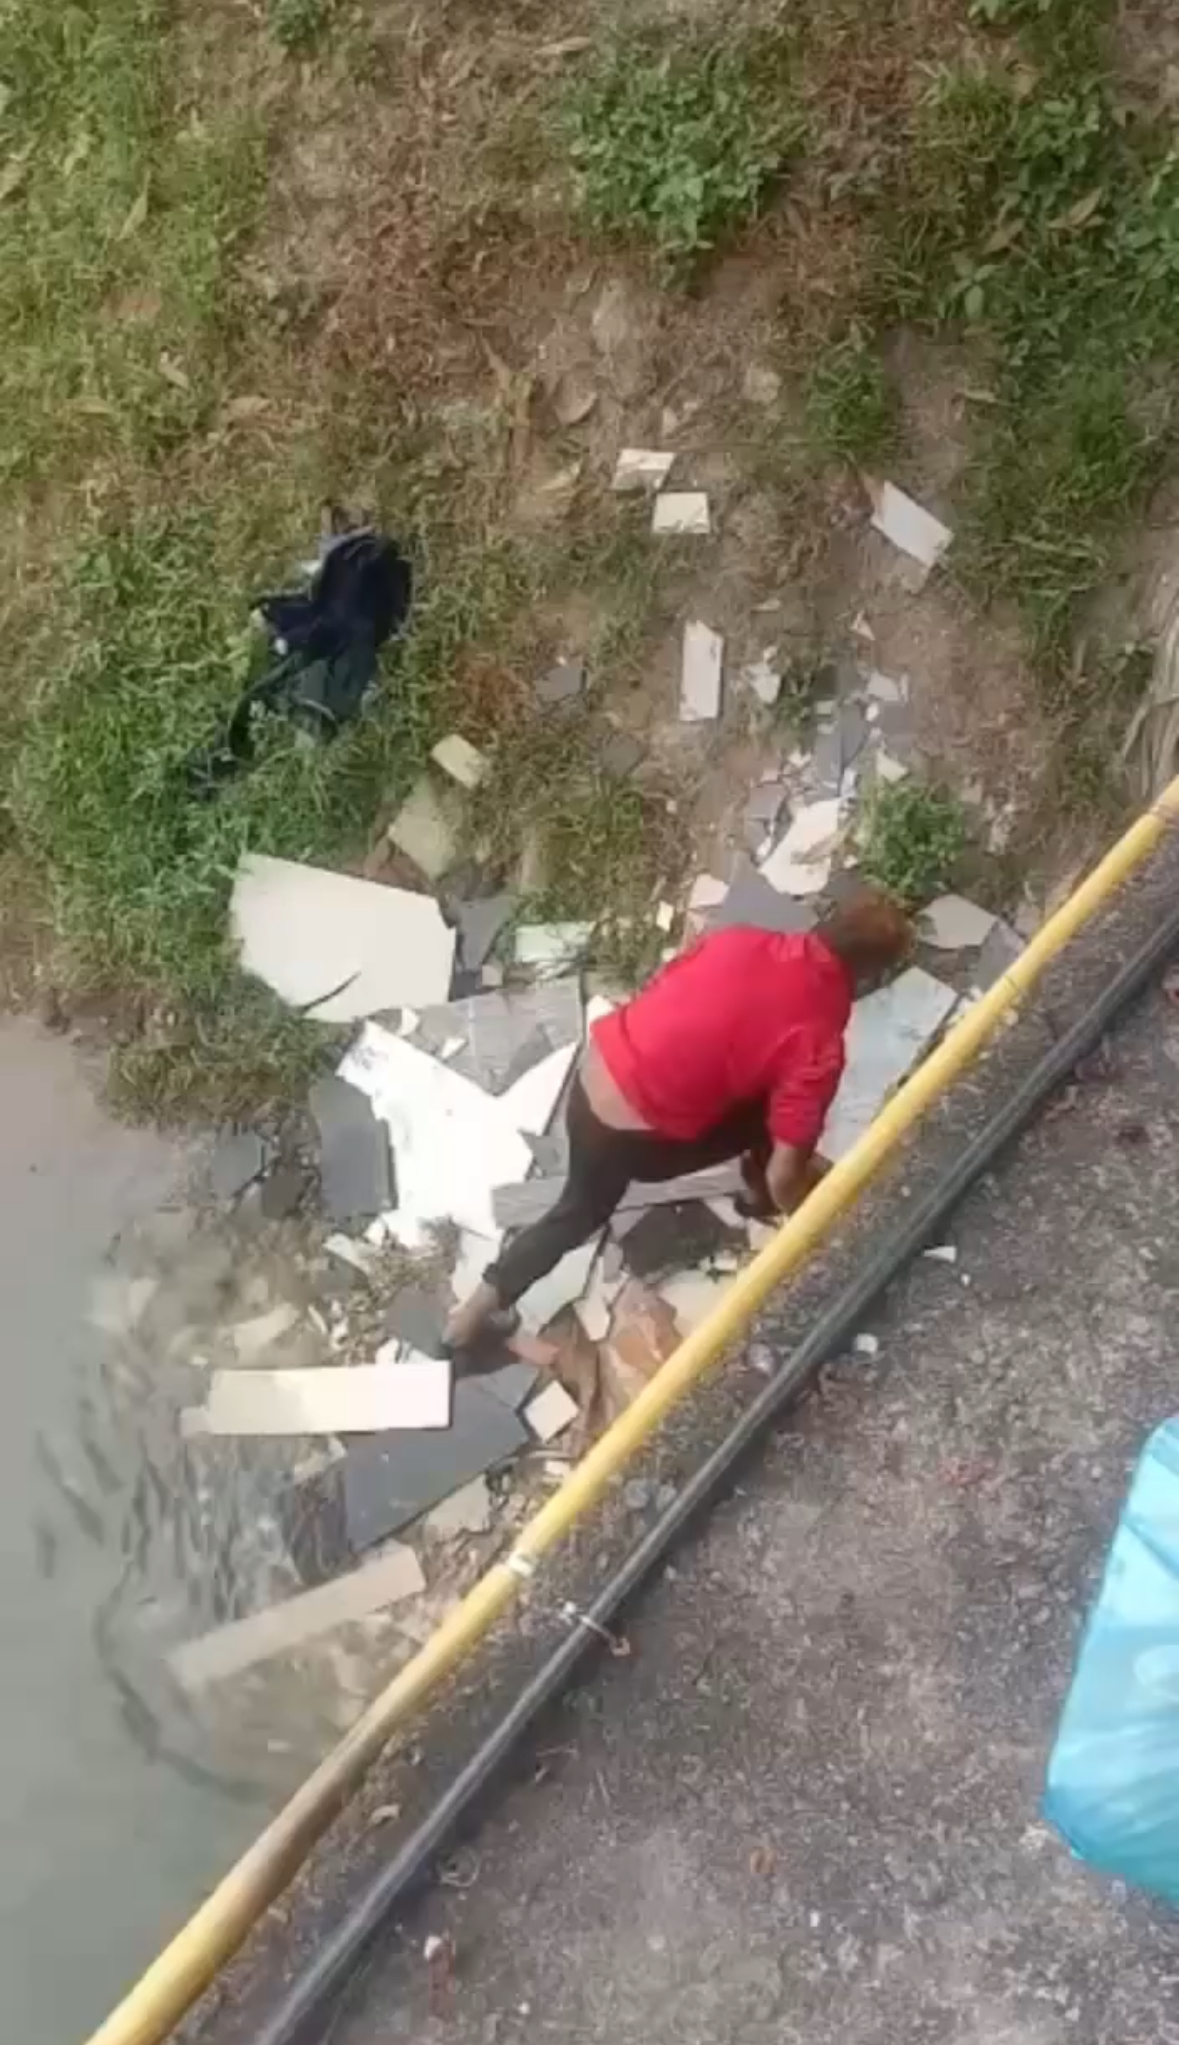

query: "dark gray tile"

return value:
[310, 1076, 393, 1225]
[456, 892, 514, 974]
[210, 1129, 266, 1201]
[343, 1381, 528, 1548]
[711, 861, 816, 935]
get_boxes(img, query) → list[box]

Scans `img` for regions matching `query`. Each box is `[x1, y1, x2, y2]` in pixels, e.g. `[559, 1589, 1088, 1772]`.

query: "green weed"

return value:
[805, 328, 899, 466]
[860, 782, 966, 905]
[267, 0, 332, 54]
[560, 35, 799, 269]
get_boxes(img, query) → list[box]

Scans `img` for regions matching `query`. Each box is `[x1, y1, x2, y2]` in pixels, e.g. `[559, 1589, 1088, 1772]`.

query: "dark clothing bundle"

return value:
[184, 529, 412, 798]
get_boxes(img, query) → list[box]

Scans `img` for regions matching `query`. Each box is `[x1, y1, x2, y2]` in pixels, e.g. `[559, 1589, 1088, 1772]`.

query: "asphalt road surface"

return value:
[315, 974, 1179, 2044]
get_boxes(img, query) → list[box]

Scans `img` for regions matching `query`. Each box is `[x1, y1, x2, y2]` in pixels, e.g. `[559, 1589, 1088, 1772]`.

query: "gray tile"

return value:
[536, 658, 586, 707]
[411, 981, 582, 1095]
[456, 892, 514, 974]
[481, 1362, 541, 1410]
[210, 1128, 266, 1201]
[343, 1381, 528, 1548]
[599, 730, 645, 778]
[384, 1282, 448, 1358]
[310, 1076, 393, 1224]
[974, 918, 1023, 991]
[711, 861, 816, 936]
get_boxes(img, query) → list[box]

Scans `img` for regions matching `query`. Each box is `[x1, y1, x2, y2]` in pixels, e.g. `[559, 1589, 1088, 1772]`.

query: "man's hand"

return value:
[765, 1142, 821, 1215]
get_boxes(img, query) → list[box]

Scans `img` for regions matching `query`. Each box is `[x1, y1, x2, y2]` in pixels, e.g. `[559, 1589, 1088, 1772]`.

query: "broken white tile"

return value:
[188, 1357, 452, 1437]
[851, 611, 875, 642]
[514, 922, 593, 976]
[518, 1233, 601, 1334]
[612, 448, 675, 493]
[655, 900, 675, 934]
[232, 856, 454, 1022]
[688, 872, 728, 912]
[387, 776, 460, 881]
[500, 1041, 578, 1138]
[868, 479, 953, 574]
[739, 652, 782, 707]
[853, 1332, 880, 1358]
[919, 895, 998, 951]
[759, 799, 842, 897]
[822, 968, 958, 1161]
[438, 1034, 466, 1061]
[430, 733, 487, 790]
[340, 1023, 532, 1238]
[398, 1007, 420, 1037]
[660, 1269, 730, 1333]
[168, 1544, 425, 1691]
[654, 491, 711, 536]
[866, 669, 907, 704]
[924, 1243, 958, 1266]
[425, 1476, 493, 1536]
[680, 620, 724, 722]
[524, 1380, 580, 1443]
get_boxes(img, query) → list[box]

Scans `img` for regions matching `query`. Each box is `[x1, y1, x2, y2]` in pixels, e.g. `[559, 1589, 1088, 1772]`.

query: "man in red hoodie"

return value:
[445, 891, 912, 1349]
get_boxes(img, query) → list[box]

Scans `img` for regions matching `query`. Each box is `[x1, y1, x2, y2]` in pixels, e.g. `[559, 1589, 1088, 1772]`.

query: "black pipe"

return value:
[251, 896, 1179, 2045]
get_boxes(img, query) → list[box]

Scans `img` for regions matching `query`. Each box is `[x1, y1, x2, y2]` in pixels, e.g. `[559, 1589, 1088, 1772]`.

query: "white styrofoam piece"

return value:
[187, 1358, 452, 1437]
[869, 480, 953, 572]
[340, 1023, 532, 1238]
[431, 733, 487, 789]
[653, 491, 711, 536]
[523, 1380, 580, 1443]
[680, 620, 724, 722]
[866, 669, 907, 703]
[612, 448, 675, 493]
[822, 968, 958, 1161]
[232, 855, 454, 1023]
[517, 1233, 601, 1334]
[759, 798, 841, 897]
[919, 895, 998, 951]
[500, 1041, 578, 1138]
[514, 922, 593, 975]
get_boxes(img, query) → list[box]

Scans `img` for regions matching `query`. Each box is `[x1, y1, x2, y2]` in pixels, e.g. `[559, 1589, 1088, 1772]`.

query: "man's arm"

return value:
[765, 1141, 825, 1215]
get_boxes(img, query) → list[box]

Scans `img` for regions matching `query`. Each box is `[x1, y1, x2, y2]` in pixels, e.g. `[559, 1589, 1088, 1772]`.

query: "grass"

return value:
[860, 783, 966, 906]
[560, 32, 801, 270]
[1, 0, 1176, 1116]
[805, 327, 900, 467]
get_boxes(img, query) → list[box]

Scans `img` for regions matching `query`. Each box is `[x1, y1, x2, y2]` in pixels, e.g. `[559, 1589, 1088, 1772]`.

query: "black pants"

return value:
[486, 1076, 769, 1307]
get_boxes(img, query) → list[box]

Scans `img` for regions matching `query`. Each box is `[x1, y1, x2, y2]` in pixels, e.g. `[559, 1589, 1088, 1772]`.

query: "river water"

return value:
[0, 1017, 264, 2045]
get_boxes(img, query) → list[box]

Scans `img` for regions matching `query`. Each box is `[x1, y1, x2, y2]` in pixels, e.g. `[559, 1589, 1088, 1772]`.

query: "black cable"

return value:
[251, 896, 1179, 2045]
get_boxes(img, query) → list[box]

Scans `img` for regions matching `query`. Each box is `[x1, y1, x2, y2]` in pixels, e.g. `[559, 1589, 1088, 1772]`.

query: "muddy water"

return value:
[0, 1018, 266, 2045]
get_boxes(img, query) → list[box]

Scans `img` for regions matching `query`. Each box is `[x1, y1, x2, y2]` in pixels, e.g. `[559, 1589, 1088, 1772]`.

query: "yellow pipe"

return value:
[89, 782, 1179, 2045]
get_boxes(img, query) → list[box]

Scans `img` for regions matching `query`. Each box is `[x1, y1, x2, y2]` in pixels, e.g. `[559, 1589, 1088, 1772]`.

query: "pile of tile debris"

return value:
[174, 461, 1027, 1699]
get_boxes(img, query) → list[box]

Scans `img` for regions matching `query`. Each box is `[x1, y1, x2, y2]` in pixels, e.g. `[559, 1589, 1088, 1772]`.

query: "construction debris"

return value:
[612, 448, 675, 493]
[183, 1356, 452, 1438]
[524, 1380, 579, 1443]
[232, 854, 455, 1020]
[210, 1128, 266, 1201]
[653, 491, 711, 536]
[868, 479, 953, 576]
[343, 1380, 530, 1548]
[920, 895, 998, 951]
[456, 892, 513, 974]
[823, 967, 957, 1160]
[759, 799, 841, 897]
[535, 657, 586, 707]
[424, 1476, 493, 1537]
[514, 923, 593, 976]
[680, 621, 724, 722]
[311, 1074, 393, 1225]
[973, 917, 1023, 991]
[431, 733, 488, 790]
[168, 1543, 425, 1690]
[387, 776, 461, 883]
